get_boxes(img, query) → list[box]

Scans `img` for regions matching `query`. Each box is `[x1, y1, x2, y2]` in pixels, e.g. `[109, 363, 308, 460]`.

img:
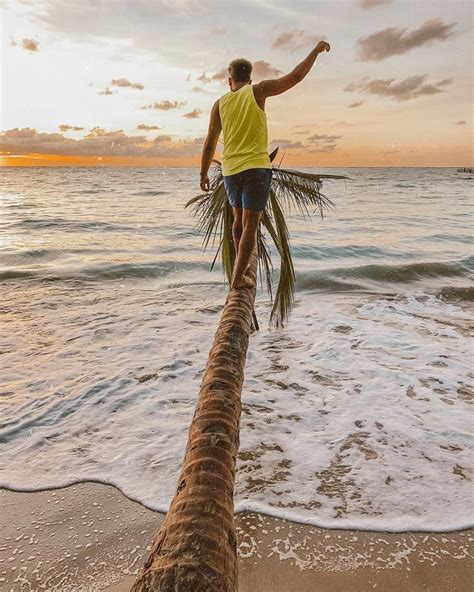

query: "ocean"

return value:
[0, 166, 472, 532]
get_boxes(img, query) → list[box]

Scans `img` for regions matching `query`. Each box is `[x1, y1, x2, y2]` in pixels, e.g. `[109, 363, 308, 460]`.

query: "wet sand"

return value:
[1, 482, 472, 591]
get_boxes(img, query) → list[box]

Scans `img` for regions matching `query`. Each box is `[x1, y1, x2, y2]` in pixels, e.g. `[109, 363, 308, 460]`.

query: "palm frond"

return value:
[185, 165, 225, 252]
[220, 198, 235, 284]
[261, 189, 296, 326]
[186, 153, 349, 326]
[256, 227, 273, 299]
[272, 168, 336, 219]
[186, 163, 235, 285]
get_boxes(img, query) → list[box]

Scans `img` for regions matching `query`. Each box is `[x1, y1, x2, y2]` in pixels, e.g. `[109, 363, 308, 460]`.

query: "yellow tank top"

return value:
[219, 84, 271, 176]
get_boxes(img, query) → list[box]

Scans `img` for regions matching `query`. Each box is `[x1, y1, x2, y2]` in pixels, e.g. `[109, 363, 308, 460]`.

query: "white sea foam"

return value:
[1, 283, 472, 532]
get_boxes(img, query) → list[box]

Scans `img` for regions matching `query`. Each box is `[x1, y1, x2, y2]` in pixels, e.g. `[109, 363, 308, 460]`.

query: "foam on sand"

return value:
[1, 284, 472, 532]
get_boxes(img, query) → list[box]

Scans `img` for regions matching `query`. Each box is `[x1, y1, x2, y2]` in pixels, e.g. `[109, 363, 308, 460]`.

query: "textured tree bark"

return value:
[131, 254, 257, 592]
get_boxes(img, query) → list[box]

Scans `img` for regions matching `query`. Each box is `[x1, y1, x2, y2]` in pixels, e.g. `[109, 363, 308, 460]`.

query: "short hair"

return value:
[228, 58, 252, 83]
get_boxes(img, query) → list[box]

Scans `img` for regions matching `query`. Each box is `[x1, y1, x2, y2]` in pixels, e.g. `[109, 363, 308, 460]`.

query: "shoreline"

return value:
[3, 480, 472, 534]
[1, 482, 472, 591]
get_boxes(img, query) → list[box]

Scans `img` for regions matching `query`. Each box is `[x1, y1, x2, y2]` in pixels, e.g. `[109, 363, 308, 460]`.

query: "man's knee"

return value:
[233, 220, 243, 239]
[242, 210, 262, 232]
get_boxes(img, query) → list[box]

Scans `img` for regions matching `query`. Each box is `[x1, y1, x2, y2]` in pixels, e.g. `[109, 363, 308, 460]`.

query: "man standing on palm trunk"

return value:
[200, 40, 331, 289]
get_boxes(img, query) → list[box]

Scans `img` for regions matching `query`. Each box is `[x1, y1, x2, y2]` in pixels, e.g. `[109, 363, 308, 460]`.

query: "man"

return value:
[200, 40, 331, 289]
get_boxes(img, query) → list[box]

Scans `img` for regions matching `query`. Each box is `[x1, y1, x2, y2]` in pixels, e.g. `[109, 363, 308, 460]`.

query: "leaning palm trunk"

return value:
[132, 255, 258, 591]
[133, 151, 347, 590]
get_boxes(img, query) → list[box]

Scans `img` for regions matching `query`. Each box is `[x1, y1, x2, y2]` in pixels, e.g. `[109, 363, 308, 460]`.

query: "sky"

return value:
[1, 0, 472, 167]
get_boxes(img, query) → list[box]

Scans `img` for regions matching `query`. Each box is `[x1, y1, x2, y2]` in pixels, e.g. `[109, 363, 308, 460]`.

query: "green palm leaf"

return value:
[185, 150, 348, 326]
[261, 189, 296, 326]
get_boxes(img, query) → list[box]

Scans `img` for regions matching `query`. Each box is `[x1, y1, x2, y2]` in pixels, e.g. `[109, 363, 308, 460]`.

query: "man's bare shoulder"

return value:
[252, 83, 267, 109]
[211, 99, 221, 118]
[253, 73, 302, 99]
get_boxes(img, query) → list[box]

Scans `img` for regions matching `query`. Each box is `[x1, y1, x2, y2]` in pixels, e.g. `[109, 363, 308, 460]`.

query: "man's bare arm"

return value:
[255, 40, 330, 100]
[200, 100, 222, 192]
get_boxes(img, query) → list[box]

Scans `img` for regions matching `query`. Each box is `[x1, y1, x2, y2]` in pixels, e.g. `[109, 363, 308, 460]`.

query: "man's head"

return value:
[228, 58, 252, 90]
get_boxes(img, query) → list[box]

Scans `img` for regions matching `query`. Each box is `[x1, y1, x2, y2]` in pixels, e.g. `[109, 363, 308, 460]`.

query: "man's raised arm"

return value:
[255, 40, 330, 100]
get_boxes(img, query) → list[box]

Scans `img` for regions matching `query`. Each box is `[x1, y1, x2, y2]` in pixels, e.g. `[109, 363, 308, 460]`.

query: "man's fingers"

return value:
[316, 40, 330, 54]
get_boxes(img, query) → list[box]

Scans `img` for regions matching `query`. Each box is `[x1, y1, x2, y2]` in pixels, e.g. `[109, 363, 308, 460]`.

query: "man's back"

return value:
[199, 42, 331, 288]
[218, 84, 271, 177]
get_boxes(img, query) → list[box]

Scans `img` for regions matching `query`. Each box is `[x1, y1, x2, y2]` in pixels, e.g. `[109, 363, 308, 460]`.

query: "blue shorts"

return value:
[223, 167, 272, 212]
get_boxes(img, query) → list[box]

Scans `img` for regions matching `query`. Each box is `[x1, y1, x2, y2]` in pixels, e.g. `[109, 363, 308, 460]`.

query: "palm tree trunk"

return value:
[131, 254, 257, 592]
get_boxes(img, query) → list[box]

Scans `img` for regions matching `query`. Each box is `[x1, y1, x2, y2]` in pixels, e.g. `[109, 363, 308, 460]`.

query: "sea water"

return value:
[0, 167, 472, 531]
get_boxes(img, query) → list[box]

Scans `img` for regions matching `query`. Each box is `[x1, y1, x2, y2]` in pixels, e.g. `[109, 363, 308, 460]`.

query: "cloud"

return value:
[348, 100, 364, 108]
[307, 133, 343, 142]
[152, 134, 172, 143]
[309, 143, 338, 153]
[252, 60, 282, 81]
[197, 72, 212, 84]
[137, 124, 161, 131]
[3, 128, 39, 140]
[324, 120, 362, 128]
[59, 124, 84, 132]
[15, 1, 277, 69]
[183, 108, 202, 119]
[357, 18, 457, 62]
[344, 74, 453, 101]
[98, 87, 114, 96]
[141, 100, 187, 111]
[21, 38, 40, 52]
[271, 138, 304, 150]
[272, 29, 323, 51]
[111, 78, 144, 90]
[212, 67, 228, 82]
[213, 60, 282, 83]
[86, 127, 120, 137]
[456, 120, 467, 125]
[0, 127, 204, 158]
[307, 133, 343, 153]
[359, 0, 392, 9]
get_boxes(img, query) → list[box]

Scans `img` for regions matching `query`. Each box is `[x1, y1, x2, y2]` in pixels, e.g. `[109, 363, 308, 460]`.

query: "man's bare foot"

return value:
[232, 275, 254, 289]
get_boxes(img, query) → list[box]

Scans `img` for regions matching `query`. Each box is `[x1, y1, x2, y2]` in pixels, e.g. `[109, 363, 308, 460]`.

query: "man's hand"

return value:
[255, 40, 331, 100]
[316, 41, 330, 54]
[200, 173, 210, 192]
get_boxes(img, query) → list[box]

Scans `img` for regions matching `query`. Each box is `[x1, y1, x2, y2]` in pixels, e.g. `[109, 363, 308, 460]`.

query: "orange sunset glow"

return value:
[1, 0, 472, 167]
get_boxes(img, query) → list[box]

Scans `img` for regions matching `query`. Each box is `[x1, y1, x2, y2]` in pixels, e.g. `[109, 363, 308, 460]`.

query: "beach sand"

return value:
[1, 483, 472, 591]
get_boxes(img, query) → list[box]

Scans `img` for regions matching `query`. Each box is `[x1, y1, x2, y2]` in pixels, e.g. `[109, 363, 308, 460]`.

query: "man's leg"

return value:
[232, 207, 243, 254]
[231, 208, 261, 289]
